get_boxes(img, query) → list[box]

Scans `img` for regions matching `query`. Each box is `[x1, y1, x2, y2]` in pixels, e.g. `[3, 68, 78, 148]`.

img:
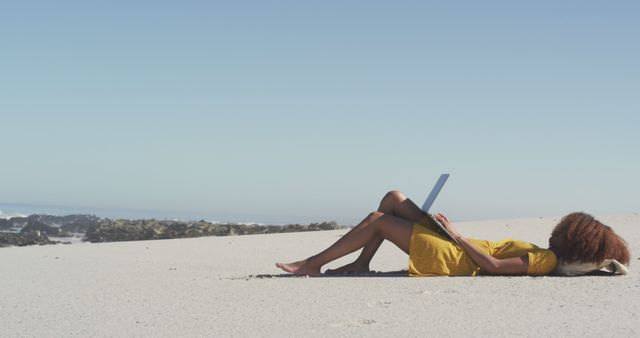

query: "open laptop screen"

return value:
[421, 174, 449, 212]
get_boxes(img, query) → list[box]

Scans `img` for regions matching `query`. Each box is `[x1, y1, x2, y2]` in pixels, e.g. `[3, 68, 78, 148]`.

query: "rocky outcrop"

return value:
[0, 232, 58, 247]
[83, 220, 347, 243]
[20, 220, 72, 237]
[0, 219, 11, 231]
[1, 213, 349, 246]
[51, 215, 101, 233]
[1, 214, 100, 234]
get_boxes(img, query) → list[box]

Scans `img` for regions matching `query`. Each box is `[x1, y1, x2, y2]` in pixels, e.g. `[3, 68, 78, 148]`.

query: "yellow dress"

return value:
[408, 215, 557, 276]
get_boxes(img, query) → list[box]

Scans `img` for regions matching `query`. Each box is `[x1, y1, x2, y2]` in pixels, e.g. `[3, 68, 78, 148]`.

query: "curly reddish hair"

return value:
[550, 212, 630, 265]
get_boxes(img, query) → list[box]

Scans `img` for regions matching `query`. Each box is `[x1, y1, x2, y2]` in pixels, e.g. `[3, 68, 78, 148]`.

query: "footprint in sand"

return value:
[366, 301, 391, 308]
[329, 319, 377, 328]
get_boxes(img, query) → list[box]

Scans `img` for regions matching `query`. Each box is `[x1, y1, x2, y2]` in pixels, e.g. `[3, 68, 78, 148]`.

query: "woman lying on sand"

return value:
[276, 191, 630, 276]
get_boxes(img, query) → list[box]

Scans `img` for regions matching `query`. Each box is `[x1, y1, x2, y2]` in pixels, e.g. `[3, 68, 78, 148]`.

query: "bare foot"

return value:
[325, 261, 370, 276]
[275, 260, 321, 276]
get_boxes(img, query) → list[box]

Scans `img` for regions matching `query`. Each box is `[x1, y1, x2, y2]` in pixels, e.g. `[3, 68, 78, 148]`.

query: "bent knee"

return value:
[384, 190, 406, 202]
[367, 211, 385, 220]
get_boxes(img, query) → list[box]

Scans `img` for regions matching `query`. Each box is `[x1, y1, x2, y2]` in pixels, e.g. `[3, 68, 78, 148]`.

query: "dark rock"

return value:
[82, 218, 349, 243]
[2, 213, 349, 246]
[0, 232, 58, 247]
[58, 216, 101, 233]
[0, 218, 11, 230]
[1, 214, 100, 235]
[20, 220, 72, 237]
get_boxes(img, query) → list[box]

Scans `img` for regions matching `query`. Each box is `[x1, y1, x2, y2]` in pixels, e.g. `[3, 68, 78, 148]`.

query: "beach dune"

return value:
[1, 214, 638, 337]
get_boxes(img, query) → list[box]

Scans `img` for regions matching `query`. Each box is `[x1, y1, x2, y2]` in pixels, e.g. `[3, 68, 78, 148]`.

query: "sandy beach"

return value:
[1, 214, 638, 337]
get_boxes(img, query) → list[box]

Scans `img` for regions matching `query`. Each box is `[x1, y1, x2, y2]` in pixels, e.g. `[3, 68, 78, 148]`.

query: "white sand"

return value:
[1, 214, 638, 337]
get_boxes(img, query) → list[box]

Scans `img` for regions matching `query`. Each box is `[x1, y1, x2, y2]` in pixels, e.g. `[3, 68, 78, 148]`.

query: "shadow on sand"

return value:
[233, 270, 409, 279]
[233, 269, 619, 280]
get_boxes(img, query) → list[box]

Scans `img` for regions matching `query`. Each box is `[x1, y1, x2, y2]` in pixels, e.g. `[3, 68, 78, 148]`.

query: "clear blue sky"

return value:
[1, 1, 638, 224]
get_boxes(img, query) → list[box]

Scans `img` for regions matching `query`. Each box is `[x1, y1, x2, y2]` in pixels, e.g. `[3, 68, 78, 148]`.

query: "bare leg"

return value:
[326, 191, 426, 275]
[275, 211, 414, 276]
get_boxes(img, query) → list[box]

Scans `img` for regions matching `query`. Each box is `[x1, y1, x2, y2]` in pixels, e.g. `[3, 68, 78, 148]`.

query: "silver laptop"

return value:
[420, 174, 459, 245]
[421, 174, 449, 212]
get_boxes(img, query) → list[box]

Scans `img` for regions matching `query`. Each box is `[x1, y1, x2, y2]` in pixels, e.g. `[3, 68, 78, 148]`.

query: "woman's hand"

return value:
[435, 213, 462, 240]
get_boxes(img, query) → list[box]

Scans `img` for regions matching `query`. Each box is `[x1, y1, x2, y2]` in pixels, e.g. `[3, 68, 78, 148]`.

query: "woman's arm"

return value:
[435, 213, 529, 275]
